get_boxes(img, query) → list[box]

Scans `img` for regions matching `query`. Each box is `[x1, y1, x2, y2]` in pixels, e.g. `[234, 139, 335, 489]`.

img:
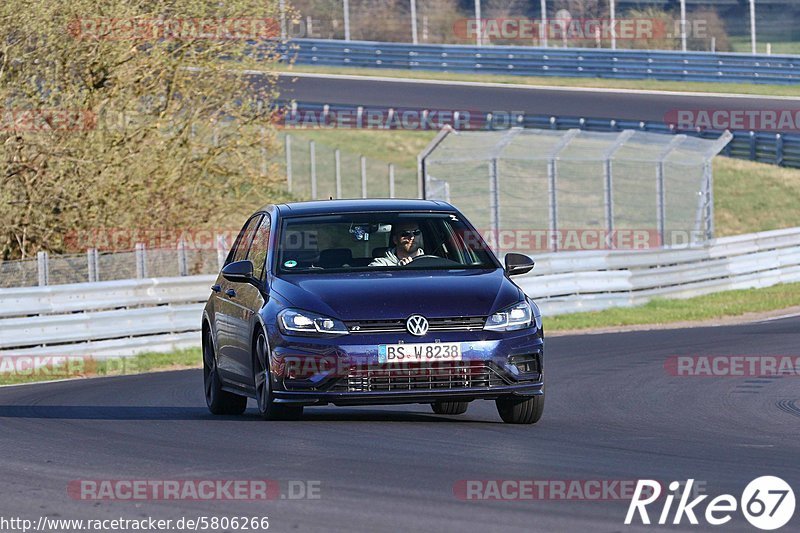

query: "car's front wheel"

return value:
[203, 328, 247, 415]
[496, 390, 544, 425]
[254, 330, 303, 421]
[431, 401, 469, 415]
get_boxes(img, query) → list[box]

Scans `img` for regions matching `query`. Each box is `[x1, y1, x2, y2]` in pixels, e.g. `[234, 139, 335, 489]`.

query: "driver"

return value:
[369, 222, 424, 266]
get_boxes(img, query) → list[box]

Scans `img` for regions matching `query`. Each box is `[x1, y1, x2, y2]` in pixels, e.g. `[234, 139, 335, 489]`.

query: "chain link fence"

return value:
[0, 245, 225, 289]
[421, 127, 733, 254]
[286, 0, 799, 54]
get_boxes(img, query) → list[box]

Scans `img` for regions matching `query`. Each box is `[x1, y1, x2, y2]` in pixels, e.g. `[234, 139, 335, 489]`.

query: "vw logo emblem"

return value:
[406, 315, 429, 336]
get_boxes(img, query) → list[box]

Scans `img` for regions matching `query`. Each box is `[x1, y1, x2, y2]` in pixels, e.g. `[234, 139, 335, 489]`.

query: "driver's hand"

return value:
[398, 256, 413, 266]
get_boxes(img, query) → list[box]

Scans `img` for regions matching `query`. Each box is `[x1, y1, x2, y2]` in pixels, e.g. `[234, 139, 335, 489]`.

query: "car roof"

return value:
[269, 198, 456, 217]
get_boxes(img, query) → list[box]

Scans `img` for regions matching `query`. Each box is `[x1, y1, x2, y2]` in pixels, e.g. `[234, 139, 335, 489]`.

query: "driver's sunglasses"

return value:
[399, 229, 422, 238]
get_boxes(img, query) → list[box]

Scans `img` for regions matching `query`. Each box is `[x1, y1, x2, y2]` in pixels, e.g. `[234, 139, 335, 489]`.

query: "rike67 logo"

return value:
[626, 477, 795, 530]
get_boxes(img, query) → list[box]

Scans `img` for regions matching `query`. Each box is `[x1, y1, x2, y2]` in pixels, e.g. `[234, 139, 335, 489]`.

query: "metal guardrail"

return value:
[281, 39, 800, 85]
[1, 228, 799, 356]
[282, 101, 800, 169]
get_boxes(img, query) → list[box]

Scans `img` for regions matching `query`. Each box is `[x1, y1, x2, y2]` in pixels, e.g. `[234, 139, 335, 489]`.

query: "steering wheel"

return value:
[407, 254, 460, 267]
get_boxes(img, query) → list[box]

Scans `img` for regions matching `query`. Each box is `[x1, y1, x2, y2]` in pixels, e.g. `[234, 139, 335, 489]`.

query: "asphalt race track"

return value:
[275, 73, 800, 122]
[1, 317, 798, 532]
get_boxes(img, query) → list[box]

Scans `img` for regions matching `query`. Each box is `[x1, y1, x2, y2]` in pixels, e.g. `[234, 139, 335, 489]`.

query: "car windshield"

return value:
[276, 212, 497, 273]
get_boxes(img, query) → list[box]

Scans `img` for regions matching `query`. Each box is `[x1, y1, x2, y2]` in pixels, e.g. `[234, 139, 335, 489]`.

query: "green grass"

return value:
[0, 348, 201, 386]
[714, 157, 800, 236]
[273, 63, 799, 97]
[547, 282, 800, 331]
[729, 37, 800, 56]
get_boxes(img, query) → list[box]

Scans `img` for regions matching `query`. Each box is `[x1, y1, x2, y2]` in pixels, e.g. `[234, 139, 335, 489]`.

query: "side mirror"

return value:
[504, 253, 535, 276]
[222, 260, 254, 283]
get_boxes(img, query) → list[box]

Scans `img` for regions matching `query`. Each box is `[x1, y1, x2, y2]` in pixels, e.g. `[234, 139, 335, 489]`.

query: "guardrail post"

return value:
[216, 234, 227, 271]
[177, 239, 188, 277]
[135, 243, 147, 279]
[388, 163, 395, 198]
[310, 140, 317, 199]
[87, 248, 98, 282]
[37, 251, 49, 286]
[334, 149, 342, 198]
[360, 156, 367, 198]
[285, 134, 293, 193]
[776, 134, 784, 166]
[749, 131, 756, 160]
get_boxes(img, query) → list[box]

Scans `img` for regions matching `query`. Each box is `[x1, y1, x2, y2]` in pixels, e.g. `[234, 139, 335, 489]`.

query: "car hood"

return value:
[270, 269, 522, 320]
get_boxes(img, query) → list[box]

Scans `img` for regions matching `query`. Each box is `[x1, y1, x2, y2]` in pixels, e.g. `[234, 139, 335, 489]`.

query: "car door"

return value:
[227, 214, 271, 385]
[214, 214, 262, 382]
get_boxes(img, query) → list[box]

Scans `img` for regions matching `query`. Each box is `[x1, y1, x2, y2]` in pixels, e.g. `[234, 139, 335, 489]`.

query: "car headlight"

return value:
[278, 309, 349, 336]
[484, 301, 534, 331]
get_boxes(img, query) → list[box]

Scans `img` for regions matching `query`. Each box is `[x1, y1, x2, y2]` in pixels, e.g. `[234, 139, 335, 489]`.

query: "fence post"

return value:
[388, 163, 396, 198]
[489, 158, 500, 253]
[310, 140, 317, 199]
[343, 0, 351, 41]
[749, 131, 756, 160]
[546, 129, 580, 252]
[87, 248, 98, 282]
[335, 149, 342, 199]
[776, 134, 784, 166]
[601, 130, 634, 247]
[360, 156, 367, 198]
[285, 134, 293, 193]
[177, 239, 188, 276]
[37, 251, 49, 286]
[135, 243, 147, 279]
[216, 234, 227, 271]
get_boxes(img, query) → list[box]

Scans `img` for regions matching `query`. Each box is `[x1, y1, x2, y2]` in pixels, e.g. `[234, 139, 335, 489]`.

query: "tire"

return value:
[496, 392, 544, 425]
[431, 401, 469, 415]
[253, 330, 303, 421]
[203, 328, 247, 415]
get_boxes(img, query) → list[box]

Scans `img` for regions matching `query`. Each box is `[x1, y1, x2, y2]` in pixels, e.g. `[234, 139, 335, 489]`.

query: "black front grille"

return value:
[331, 361, 508, 392]
[345, 316, 486, 334]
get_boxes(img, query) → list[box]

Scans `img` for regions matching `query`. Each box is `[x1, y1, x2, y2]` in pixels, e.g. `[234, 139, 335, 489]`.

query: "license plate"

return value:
[378, 342, 462, 363]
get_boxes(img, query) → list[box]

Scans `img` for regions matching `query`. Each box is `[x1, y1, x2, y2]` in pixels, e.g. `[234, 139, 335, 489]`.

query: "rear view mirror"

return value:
[504, 253, 535, 276]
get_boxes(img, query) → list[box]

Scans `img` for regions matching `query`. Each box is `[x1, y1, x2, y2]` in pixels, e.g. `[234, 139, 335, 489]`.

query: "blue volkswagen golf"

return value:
[202, 199, 544, 424]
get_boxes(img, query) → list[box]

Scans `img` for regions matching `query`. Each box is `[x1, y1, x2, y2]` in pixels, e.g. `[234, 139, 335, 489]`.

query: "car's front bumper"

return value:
[266, 324, 544, 407]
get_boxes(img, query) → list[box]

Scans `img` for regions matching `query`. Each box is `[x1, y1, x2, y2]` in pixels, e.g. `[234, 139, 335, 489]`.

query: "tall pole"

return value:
[609, 0, 616, 50]
[749, 0, 757, 54]
[680, 0, 687, 52]
[279, 0, 287, 42]
[539, 0, 548, 48]
[343, 0, 351, 41]
[474, 0, 482, 47]
[410, 0, 418, 45]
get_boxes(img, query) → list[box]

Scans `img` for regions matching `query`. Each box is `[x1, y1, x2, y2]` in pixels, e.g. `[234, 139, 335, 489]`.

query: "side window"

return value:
[227, 215, 263, 266]
[249, 215, 271, 280]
